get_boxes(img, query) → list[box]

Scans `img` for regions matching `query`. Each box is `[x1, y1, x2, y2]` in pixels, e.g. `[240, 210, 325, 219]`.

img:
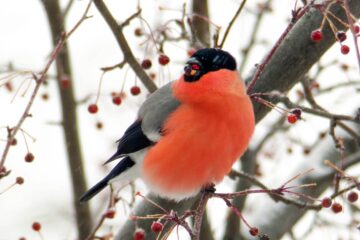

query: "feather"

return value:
[80, 157, 135, 202]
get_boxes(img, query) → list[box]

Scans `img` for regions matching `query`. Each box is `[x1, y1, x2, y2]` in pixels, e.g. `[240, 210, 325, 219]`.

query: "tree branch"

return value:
[40, 0, 93, 238]
[93, 0, 157, 93]
[191, 0, 211, 47]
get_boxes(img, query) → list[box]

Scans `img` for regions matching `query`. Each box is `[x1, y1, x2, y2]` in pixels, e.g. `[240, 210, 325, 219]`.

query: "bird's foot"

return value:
[201, 183, 216, 194]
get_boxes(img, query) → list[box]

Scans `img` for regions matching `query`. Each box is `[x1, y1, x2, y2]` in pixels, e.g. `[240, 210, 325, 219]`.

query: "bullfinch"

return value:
[80, 48, 255, 201]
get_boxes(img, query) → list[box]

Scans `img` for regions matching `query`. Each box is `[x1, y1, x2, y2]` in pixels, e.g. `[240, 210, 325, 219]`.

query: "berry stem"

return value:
[246, 3, 311, 94]
[95, 72, 105, 105]
[0, 0, 92, 171]
[93, 1, 157, 92]
[218, 0, 248, 48]
[343, 0, 360, 70]
[0, 182, 16, 195]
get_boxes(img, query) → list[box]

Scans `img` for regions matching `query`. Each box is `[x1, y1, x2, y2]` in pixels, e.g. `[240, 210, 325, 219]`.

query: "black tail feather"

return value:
[79, 177, 109, 202]
[80, 156, 136, 202]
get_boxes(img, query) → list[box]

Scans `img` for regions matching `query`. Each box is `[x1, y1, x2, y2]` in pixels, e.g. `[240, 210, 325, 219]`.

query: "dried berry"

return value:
[321, 197, 332, 208]
[141, 59, 152, 69]
[331, 202, 342, 213]
[25, 153, 34, 163]
[347, 191, 358, 203]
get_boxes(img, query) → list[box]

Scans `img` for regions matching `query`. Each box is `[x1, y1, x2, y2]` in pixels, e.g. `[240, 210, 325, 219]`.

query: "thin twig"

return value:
[344, 0, 360, 71]
[93, 0, 157, 93]
[0, 1, 92, 170]
[246, 3, 313, 93]
[218, 0, 247, 48]
[239, 0, 273, 73]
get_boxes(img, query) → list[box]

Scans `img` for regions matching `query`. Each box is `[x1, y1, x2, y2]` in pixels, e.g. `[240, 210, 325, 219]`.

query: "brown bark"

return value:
[192, 0, 211, 47]
[40, 1, 93, 239]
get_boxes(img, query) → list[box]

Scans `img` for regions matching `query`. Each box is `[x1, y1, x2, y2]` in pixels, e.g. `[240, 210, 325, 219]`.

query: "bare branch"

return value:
[93, 0, 157, 93]
[218, 0, 247, 48]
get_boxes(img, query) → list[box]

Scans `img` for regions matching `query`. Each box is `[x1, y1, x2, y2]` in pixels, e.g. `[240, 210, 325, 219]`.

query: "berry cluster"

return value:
[140, 53, 170, 72]
[310, 18, 359, 55]
[321, 191, 358, 214]
[287, 108, 302, 124]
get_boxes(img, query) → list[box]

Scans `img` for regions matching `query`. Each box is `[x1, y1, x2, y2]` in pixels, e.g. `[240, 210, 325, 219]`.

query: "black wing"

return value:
[104, 120, 154, 164]
[80, 156, 135, 202]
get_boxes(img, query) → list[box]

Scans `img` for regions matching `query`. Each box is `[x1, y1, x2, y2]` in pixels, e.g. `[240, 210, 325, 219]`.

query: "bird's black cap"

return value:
[184, 48, 237, 82]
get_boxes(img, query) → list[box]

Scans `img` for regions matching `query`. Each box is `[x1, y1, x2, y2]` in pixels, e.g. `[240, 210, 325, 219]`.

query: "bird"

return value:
[80, 48, 255, 202]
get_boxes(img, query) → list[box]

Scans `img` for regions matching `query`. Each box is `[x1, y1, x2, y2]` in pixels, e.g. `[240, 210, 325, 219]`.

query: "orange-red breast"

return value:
[80, 48, 255, 201]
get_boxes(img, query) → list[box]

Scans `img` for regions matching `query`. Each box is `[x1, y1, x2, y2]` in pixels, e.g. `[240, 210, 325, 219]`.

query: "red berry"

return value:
[104, 209, 116, 219]
[112, 96, 122, 105]
[336, 31, 347, 42]
[25, 153, 34, 163]
[331, 202, 343, 213]
[158, 54, 170, 65]
[16, 176, 24, 185]
[60, 75, 71, 89]
[341, 45, 350, 55]
[287, 114, 298, 124]
[130, 86, 141, 96]
[321, 197, 332, 208]
[32, 222, 41, 231]
[133, 229, 145, 240]
[151, 221, 163, 233]
[347, 191, 358, 203]
[249, 227, 259, 236]
[355, 25, 360, 34]
[88, 104, 98, 114]
[141, 59, 152, 69]
[311, 29, 323, 42]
